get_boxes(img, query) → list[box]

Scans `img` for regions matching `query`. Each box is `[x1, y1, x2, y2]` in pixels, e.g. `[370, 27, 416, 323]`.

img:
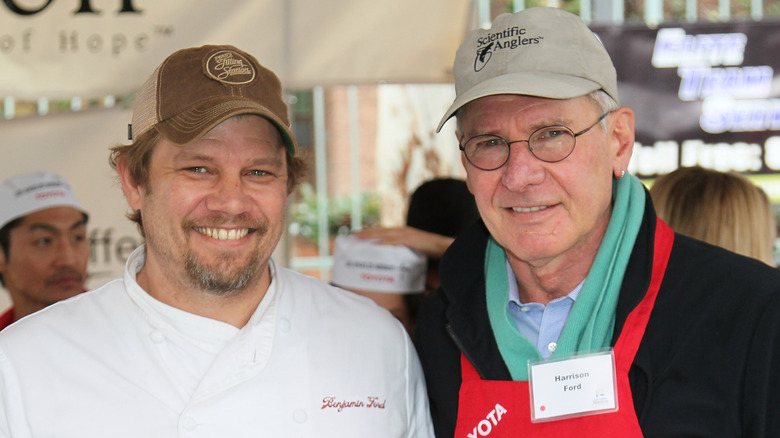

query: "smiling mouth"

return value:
[511, 206, 548, 213]
[193, 227, 250, 241]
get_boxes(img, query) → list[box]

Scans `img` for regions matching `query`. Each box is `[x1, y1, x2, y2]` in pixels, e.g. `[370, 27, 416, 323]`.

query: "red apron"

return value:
[454, 219, 674, 437]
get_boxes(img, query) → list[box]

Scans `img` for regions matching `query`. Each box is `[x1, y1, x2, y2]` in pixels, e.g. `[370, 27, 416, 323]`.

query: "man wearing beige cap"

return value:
[0, 45, 432, 437]
[0, 171, 89, 331]
[416, 7, 780, 437]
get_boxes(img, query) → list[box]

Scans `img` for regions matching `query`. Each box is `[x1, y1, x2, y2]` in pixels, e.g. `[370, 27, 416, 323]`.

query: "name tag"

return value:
[527, 350, 618, 422]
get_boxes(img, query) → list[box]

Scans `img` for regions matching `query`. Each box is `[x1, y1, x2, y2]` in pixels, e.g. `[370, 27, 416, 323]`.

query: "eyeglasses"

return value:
[459, 112, 612, 171]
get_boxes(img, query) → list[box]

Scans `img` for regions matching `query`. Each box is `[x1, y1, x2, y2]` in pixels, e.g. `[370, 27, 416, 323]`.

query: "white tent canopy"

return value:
[1, 0, 473, 99]
[0, 0, 475, 309]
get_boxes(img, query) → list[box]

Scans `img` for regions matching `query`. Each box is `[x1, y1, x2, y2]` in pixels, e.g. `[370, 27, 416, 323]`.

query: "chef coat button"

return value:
[150, 330, 165, 343]
[547, 342, 557, 353]
[293, 409, 308, 423]
[182, 416, 197, 431]
[279, 318, 291, 333]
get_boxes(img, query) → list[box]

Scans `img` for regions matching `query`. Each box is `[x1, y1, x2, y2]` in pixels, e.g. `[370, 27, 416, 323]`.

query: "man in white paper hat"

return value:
[416, 7, 780, 437]
[0, 171, 89, 331]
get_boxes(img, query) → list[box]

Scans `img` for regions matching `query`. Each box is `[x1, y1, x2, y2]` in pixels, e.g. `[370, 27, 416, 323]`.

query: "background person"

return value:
[0, 45, 432, 437]
[650, 165, 777, 266]
[331, 234, 427, 335]
[416, 7, 780, 437]
[0, 171, 89, 331]
[355, 177, 479, 294]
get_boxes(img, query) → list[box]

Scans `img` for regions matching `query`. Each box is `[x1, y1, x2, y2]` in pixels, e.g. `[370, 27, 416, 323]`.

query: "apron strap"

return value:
[613, 218, 674, 371]
[460, 354, 482, 381]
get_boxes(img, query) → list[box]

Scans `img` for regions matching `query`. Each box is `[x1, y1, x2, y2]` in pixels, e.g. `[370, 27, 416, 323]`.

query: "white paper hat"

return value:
[0, 172, 86, 230]
[331, 235, 427, 294]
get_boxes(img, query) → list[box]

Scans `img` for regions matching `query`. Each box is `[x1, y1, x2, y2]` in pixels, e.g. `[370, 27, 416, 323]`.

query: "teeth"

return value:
[512, 206, 547, 213]
[194, 227, 249, 240]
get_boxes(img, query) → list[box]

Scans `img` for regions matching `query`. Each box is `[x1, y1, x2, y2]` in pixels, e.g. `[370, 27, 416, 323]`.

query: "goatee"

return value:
[185, 250, 261, 296]
[183, 217, 269, 296]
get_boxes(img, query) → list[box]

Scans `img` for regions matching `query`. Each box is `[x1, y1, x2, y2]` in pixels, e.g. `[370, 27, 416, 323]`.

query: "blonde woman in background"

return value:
[650, 166, 777, 266]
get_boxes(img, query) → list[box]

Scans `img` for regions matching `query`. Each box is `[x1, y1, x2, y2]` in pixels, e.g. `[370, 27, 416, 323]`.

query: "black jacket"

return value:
[416, 194, 780, 437]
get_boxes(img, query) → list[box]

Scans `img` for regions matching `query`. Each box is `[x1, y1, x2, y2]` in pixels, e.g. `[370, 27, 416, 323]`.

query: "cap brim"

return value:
[156, 97, 298, 155]
[0, 203, 87, 231]
[436, 72, 603, 132]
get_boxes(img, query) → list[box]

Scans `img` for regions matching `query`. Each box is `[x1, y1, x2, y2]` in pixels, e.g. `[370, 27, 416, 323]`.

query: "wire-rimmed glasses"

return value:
[459, 112, 611, 171]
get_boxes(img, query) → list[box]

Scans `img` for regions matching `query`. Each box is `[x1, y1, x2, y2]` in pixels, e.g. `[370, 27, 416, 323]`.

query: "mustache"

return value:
[45, 268, 85, 285]
[185, 214, 269, 234]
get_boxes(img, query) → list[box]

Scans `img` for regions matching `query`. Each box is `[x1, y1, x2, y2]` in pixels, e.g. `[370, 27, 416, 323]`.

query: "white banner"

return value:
[1, 0, 470, 99]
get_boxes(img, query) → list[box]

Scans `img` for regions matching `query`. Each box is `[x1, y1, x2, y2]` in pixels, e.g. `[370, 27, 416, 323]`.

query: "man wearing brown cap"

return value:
[0, 45, 433, 437]
[416, 7, 780, 437]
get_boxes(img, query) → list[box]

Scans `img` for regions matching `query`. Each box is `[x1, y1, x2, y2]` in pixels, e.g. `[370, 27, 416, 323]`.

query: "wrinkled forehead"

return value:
[173, 114, 285, 147]
[155, 114, 287, 156]
[455, 94, 594, 132]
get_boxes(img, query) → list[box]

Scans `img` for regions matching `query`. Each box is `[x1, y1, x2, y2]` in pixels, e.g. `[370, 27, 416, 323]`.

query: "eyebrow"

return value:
[464, 115, 577, 138]
[28, 217, 88, 233]
[250, 156, 285, 167]
[171, 151, 215, 163]
[172, 151, 283, 166]
[523, 116, 574, 133]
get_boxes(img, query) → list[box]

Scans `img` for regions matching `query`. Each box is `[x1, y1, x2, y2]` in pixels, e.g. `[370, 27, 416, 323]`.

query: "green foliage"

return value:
[288, 183, 381, 244]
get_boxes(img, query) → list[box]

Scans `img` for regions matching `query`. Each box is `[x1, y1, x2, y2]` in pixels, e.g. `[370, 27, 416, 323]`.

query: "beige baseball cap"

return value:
[130, 44, 297, 155]
[0, 172, 86, 230]
[437, 7, 618, 132]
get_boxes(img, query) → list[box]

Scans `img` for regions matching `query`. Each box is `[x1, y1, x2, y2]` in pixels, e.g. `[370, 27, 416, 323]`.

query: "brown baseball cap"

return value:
[437, 7, 618, 132]
[130, 44, 297, 155]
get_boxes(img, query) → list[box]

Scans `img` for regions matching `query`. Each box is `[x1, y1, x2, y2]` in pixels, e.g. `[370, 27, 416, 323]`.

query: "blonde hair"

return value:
[650, 166, 776, 266]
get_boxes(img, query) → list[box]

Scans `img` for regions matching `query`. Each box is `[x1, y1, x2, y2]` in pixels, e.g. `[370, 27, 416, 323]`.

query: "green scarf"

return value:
[485, 174, 645, 381]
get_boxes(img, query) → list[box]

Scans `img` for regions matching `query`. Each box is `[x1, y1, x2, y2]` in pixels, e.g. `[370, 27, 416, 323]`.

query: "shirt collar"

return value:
[505, 259, 584, 306]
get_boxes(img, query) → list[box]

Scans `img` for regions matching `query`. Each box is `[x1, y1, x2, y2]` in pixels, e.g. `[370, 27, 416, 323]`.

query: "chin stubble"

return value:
[185, 250, 261, 296]
[184, 220, 269, 296]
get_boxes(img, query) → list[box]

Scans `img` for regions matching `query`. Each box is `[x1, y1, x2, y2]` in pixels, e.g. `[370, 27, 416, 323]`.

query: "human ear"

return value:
[609, 107, 635, 179]
[0, 245, 6, 275]
[116, 158, 144, 211]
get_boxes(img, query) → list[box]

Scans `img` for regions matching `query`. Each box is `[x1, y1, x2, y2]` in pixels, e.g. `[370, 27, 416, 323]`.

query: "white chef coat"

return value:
[0, 245, 433, 437]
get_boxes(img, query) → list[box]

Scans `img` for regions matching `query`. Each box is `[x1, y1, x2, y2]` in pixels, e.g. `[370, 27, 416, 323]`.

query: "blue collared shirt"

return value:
[506, 260, 583, 359]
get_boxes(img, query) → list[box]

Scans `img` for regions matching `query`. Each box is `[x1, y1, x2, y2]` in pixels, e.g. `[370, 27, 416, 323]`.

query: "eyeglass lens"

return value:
[463, 126, 576, 170]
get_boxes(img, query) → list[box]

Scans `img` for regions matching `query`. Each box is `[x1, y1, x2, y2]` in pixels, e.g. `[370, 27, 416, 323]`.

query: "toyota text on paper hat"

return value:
[331, 235, 427, 294]
[437, 7, 618, 131]
[0, 172, 86, 230]
[130, 44, 297, 155]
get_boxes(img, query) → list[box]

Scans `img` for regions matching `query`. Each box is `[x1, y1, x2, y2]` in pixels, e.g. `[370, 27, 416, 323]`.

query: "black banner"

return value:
[592, 20, 780, 180]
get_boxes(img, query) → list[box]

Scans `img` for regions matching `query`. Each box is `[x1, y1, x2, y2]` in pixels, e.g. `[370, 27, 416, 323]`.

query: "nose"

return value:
[501, 142, 546, 190]
[206, 173, 250, 216]
[53, 237, 81, 269]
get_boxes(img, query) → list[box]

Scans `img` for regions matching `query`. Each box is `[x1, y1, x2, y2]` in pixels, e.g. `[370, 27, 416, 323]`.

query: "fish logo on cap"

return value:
[474, 43, 494, 72]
